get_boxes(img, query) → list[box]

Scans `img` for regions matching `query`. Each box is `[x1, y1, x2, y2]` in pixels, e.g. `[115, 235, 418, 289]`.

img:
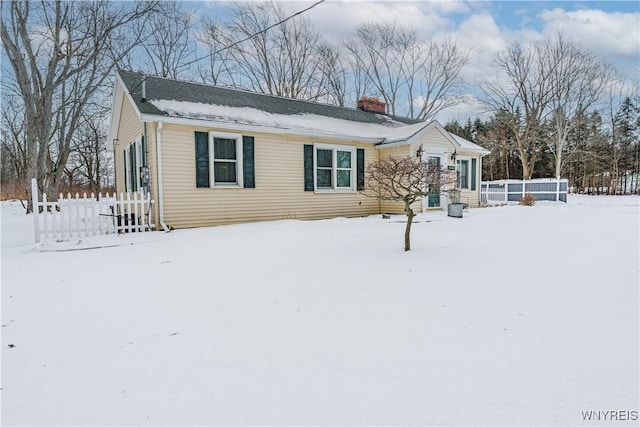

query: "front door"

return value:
[426, 155, 442, 208]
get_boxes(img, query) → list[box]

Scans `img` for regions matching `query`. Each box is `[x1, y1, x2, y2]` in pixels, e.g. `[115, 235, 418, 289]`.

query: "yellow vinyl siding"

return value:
[160, 123, 379, 228]
[377, 145, 411, 214]
[410, 126, 455, 155]
[114, 97, 143, 195]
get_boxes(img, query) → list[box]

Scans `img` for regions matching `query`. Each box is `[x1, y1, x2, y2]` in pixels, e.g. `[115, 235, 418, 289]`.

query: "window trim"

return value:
[124, 136, 142, 192]
[313, 143, 356, 193]
[208, 131, 243, 188]
[456, 157, 471, 190]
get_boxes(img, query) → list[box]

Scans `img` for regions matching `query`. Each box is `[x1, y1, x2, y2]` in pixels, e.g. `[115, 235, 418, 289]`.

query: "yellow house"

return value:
[108, 71, 489, 230]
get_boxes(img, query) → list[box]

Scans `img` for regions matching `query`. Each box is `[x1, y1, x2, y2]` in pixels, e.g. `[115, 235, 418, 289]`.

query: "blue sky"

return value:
[490, 1, 639, 28]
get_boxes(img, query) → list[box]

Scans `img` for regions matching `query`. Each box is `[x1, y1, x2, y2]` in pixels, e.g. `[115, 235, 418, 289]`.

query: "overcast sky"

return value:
[202, 0, 639, 123]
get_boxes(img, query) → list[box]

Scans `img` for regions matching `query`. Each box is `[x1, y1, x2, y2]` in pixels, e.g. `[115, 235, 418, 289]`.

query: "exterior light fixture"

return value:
[451, 149, 458, 161]
[416, 145, 424, 159]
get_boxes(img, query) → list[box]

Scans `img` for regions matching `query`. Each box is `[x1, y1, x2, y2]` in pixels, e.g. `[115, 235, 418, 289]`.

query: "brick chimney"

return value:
[357, 96, 386, 114]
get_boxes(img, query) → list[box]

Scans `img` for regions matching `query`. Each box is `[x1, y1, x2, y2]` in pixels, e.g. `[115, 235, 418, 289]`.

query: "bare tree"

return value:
[412, 37, 469, 121]
[346, 23, 468, 119]
[1, 0, 157, 211]
[199, 1, 324, 100]
[1, 95, 28, 197]
[136, 1, 195, 79]
[67, 110, 111, 194]
[483, 42, 555, 179]
[363, 156, 453, 251]
[545, 33, 612, 178]
[346, 22, 411, 115]
[197, 16, 239, 86]
[343, 42, 372, 107]
[316, 43, 348, 106]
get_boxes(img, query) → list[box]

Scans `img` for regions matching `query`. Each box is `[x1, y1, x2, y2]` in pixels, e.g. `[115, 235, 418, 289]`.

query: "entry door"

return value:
[426, 155, 442, 208]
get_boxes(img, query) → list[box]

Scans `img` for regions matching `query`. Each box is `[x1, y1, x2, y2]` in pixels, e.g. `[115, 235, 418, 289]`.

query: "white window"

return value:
[457, 158, 470, 189]
[124, 137, 142, 192]
[314, 144, 355, 191]
[209, 132, 243, 187]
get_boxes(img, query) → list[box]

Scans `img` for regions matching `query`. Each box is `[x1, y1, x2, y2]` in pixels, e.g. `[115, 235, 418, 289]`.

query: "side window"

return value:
[304, 145, 364, 192]
[195, 132, 255, 188]
[313, 145, 356, 191]
[213, 138, 238, 184]
[457, 159, 469, 189]
[124, 138, 141, 192]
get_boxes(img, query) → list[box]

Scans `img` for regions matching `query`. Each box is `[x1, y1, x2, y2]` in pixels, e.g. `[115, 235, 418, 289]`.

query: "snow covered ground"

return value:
[2, 196, 638, 426]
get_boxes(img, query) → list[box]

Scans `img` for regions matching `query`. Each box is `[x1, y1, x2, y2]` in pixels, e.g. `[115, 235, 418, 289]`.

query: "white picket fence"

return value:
[480, 178, 568, 205]
[31, 178, 154, 243]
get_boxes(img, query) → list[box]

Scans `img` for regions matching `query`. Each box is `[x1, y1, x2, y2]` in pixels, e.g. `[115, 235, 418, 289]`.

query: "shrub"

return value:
[519, 193, 536, 206]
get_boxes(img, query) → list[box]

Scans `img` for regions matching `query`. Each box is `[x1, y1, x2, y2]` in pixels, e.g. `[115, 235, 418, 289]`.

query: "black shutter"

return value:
[195, 131, 209, 188]
[243, 135, 255, 188]
[140, 135, 146, 166]
[130, 143, 137, 192]
[356, 148, 365, 191]
[471, 158, 477, 191]
[304, 144, 314, 191]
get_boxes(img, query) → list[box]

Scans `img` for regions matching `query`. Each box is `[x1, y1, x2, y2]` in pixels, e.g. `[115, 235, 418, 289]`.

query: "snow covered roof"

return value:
[147, 99, 430, 143]
[116, 70, 487, 152]
[449, 132, 491, 154]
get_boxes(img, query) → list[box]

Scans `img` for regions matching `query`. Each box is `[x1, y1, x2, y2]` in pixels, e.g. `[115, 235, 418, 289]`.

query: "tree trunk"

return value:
[403, 199, 415, 252]
[554, 147, 562, 179]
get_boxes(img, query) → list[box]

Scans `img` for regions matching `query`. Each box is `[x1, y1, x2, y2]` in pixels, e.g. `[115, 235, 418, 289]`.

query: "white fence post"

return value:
[31, 178, 40, 243]
[504, 180, 508, 202]
[556, 177, 560, 202]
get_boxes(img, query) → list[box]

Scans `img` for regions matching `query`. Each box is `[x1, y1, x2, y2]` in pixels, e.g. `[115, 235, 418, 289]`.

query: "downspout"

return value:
[143, 122, 149, 193]
[156, 121, 169, 231]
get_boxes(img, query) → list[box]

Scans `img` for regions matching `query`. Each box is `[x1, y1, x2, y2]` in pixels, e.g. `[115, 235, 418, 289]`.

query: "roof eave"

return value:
[108, 72, 144, 148]
[140, 113, 384, 144]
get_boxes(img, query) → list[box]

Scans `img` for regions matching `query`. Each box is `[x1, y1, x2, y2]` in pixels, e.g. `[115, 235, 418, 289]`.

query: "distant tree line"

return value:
[445, 94, 639, 194]
[1, 0, 637, 208]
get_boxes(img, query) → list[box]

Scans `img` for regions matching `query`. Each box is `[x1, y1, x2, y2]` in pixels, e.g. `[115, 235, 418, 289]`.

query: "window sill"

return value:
[314, 188, 356, 194]
[196, 184, 244, 189]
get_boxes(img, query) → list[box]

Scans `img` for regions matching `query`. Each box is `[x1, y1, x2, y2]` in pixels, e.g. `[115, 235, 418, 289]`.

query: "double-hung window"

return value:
[456, 157, 477, 191]
[314, 144, 355, 191]
[212, 137, 239, 185]
[195, 131, 255, 189]
[457, 159, 469, 189]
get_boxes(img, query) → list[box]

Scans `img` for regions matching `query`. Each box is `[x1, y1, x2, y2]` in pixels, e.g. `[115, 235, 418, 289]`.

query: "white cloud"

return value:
[539, 8, 640, 76]
[305, 1, 457, 43]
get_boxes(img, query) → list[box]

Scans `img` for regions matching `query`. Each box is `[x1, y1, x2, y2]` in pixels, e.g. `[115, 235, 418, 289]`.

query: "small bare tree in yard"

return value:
[364, 156, 453, 251]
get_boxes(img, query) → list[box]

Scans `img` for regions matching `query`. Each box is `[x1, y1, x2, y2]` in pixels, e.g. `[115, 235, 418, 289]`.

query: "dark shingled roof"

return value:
[118, 70, 420, 126]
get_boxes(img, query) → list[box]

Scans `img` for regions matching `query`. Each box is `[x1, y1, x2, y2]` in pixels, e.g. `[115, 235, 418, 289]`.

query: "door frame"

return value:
[423, 153, 444, 211]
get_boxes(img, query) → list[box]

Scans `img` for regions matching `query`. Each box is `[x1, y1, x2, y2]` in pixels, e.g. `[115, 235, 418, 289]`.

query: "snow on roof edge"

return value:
[148, 99, 425, 142]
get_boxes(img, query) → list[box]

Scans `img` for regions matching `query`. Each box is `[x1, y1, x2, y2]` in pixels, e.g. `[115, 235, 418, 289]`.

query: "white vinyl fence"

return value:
[31, 178, 154, 243]
[481, 178, 568, 205]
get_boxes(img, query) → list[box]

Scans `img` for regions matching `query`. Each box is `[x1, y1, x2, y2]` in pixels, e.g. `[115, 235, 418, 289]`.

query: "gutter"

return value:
[156, 121, 169, 232]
